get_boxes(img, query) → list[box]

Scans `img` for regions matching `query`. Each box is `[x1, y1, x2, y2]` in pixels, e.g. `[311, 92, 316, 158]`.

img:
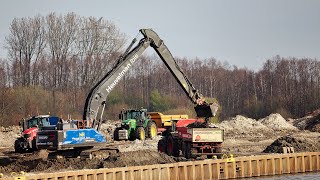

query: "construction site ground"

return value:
[1, 112, 320, 176]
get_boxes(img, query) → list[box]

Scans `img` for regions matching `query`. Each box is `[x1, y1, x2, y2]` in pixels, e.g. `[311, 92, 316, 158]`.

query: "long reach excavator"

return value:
[36, 29, 219, 158]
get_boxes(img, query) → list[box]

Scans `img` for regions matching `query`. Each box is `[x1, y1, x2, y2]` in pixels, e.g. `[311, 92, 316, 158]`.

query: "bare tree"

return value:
[5, 15, 46, 86]
[75, 17, 125, 90]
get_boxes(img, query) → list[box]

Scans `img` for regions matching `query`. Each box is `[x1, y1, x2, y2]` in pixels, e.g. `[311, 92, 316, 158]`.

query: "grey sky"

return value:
[0, 0, 319, 70]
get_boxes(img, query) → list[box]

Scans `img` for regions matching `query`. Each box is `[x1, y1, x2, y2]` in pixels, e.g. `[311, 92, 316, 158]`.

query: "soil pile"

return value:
[118, 138, 160, 152]
[217, 115, 269, 136]
[0, 126, 20, 147]
[187, 121, 208, 128]
[215, 113, 298, 137]
[263, 135, 318, 153]
[293, 109, 320, 132]
[0, 150, 175, 174]
[258, 113, 297, 131]
[102, 150, 175, 168]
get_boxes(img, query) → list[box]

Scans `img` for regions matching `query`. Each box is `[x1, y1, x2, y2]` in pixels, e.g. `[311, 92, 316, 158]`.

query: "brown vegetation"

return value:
[0, 13, 320, 126]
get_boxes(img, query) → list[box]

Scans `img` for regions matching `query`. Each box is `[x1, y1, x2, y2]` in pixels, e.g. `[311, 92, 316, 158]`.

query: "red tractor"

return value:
[158, 119, 224, 159]
[14, 115, 59, 153]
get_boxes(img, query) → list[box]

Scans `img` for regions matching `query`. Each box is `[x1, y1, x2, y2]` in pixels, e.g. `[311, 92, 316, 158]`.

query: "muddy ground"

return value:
[0, 149, 175, 174]
[1, 112, 320, 176]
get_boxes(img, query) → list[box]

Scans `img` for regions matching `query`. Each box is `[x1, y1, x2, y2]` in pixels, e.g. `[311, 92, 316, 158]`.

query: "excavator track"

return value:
[47, 142, 125, 159]
[80, 146, 119, 159]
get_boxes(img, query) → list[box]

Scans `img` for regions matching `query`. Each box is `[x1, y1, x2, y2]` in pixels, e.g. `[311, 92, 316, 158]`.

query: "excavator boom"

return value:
[83, 29, 218, 130]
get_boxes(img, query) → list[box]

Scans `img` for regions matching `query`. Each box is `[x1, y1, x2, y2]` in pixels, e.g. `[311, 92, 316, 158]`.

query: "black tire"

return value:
[31, 138, 38, 151]
[215, 143, 222, 159]
[207, 155, 214, 159]
[14, 139, 23, 153]
[182, 141, 191, 159]
[135, 127, 146, 141]
[147, 121, 158, 139]
[113, 128, 121, 141]
[166, 135, 179, 157]
[157, 137, 167, 153]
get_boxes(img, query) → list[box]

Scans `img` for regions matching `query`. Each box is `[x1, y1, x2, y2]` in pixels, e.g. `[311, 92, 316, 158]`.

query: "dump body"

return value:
[148, 112, 188, 128]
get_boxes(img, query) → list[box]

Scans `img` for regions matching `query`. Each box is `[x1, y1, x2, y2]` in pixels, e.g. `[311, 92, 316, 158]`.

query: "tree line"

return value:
[0, 13, 319, 126]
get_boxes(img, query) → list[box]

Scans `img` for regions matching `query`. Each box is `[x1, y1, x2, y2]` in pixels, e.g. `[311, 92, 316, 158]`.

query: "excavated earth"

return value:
[1, 112, 320, 176]
[0, 149, 175, 175]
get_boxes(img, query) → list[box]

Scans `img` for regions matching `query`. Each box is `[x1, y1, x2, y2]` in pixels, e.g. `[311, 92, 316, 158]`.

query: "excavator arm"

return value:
[83, 29, 218, 130]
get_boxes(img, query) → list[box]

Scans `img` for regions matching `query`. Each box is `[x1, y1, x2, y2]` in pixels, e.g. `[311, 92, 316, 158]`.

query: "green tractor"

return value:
[113, 109, 158, 141]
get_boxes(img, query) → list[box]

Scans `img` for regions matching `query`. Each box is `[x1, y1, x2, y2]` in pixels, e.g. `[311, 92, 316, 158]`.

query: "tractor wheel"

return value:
[157, 137, 167, 153]
[166, 135, 179, 157]
[135, 127, 146, 141]
[31, 138, 38, 152]
[113, 128, 121, 141]
[147, 121, 158, 139]
[14, 139, 23, 153]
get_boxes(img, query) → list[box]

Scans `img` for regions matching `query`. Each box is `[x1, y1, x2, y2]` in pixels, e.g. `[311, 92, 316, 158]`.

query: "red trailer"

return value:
[158, 119, 224, 159]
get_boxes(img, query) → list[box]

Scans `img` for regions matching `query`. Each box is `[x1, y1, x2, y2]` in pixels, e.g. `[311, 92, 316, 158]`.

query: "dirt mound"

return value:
[102, 150, 175, 168]
[118, 137, 160, 152]
[258, 113, 297, 131]
[293, 110, 320, 132]
[217, 115, 269, 135]
[187, 121, 207, 128]
[0, 126, 20, 147]
[263, 135, 318, 153]
[0, 150, 175, 174]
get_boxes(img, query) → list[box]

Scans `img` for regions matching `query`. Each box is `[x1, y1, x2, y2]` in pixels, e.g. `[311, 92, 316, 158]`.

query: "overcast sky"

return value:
[0, 0, 319, 70]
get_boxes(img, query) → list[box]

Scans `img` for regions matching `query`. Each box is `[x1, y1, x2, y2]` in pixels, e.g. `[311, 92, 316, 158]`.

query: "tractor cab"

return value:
[20, 115, 59, 131]
[119, 109, 148, 121]
[114, 109, 157, 141]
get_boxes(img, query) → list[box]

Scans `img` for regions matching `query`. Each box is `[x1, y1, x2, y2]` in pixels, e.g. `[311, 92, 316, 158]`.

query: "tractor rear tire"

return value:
[135, 127, 146, 141]
[157, 137, 167, 153]
[147, 121, 158, 139]
[166, 135, 179, 157]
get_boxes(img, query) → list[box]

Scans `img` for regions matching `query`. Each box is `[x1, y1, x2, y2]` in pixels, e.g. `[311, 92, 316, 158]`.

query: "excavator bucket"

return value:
[194, 103, 219, 118]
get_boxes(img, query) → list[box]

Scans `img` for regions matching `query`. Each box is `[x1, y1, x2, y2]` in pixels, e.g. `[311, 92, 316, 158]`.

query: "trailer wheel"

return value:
[135, 127, 146, 141]
[157, 137, 167, 153]
[147, 121, 157, 139]
[216, 143, 222, 159]
[183, 142, 191, 159]
[167, 135, 179, 157]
